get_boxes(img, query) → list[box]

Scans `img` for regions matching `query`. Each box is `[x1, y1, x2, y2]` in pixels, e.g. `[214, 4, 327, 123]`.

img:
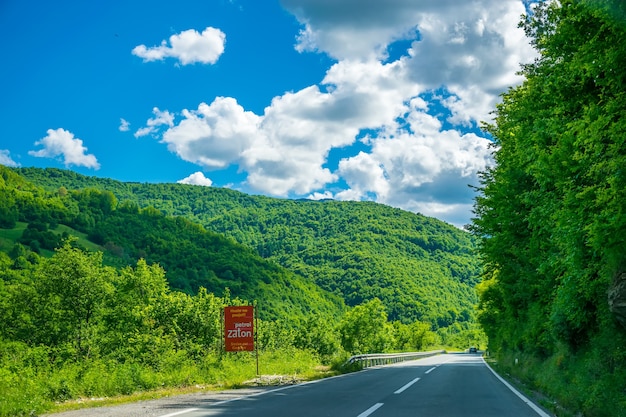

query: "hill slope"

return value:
[0, 166, 343, 321]
[15, 167, 480, 327]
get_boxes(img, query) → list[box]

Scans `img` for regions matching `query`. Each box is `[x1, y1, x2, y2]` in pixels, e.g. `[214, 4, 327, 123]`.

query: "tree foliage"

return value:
[0, 166, 343, 323]
[471, 0, 626, 413]
[14, 166, 480, 328]
[338, 298, 394, 353]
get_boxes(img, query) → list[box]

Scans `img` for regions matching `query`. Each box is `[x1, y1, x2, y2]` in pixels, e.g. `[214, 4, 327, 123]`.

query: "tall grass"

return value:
[492, 338, 626, 417]
[0, 343, 324, 417]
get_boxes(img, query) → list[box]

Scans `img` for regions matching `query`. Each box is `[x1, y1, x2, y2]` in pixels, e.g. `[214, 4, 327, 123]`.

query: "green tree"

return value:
[294, 314, 341, 358]
[338, 298, 394, 354]
[472, 0, 626, 353]
[34, 239, 114, 357]
[99, 259, 174, 362]
[393, 320, 436, 351]
[471, 1, 626, 413]
[0, 197, 18, 228]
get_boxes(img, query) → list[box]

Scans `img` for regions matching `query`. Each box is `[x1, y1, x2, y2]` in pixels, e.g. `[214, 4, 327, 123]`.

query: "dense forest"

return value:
[0, 166, 342, 322]
[15, 166, 480, 327]
[0, 165, 483, 416]
[471, 0, 626, 415]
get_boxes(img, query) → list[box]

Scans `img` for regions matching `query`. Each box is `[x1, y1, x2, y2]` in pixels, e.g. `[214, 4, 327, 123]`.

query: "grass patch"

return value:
[0, 346, 336, 417]
[52, 225, 102, 252]
[491, 344, 626, 417]
[49, 385, 218, 413]
[0, 222, 103, 256]
[0, 222, 27, 252]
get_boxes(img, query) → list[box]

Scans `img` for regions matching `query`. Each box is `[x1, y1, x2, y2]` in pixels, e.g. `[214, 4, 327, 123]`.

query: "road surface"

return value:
[46, 353, 552, 417]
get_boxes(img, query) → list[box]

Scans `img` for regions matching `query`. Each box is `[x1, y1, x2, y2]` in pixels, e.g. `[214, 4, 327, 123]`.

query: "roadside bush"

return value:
[0, 341, 50, 417]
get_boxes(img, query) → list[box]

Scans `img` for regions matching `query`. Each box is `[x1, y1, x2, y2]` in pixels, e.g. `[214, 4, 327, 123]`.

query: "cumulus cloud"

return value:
[141, 0, 534, 226]
[282, 0, 423, 60]
[162, 97, 259, 168]
[132, 27, 226, 65]
[150, 59, 414, 197]
[405, 1, 535, 123]
[177, 171, 213, 186]
[0, 150, 19, 167]
[336, 151, 389, 200]
[331, 108, 494, 227]
[29, 128, 100, 169]
[284, 0, 536, 123]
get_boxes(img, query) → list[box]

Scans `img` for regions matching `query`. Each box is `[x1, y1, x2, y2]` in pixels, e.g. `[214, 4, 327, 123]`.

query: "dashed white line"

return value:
[357, 402, 384, 417]
[394, 377, 421, 394]
[425, 366, 437, 374]
[158, 409, 199, 417]
[155, 371, 366, 417]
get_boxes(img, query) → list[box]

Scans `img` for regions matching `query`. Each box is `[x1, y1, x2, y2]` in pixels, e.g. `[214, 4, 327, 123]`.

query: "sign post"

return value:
[224, 305, 258, 374]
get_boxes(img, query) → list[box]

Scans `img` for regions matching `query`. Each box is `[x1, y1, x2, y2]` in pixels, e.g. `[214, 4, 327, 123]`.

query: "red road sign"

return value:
[224, 306, 255, 351]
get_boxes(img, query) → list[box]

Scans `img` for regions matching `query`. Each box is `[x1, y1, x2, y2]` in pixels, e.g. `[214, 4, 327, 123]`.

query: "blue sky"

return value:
[0, 0, 537, 228]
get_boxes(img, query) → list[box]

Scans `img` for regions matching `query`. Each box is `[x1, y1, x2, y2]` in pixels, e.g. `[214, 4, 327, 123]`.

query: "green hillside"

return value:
[471, 1, 626, 415]
[15, 166, 480, 326]
[0, 166, 342, 322]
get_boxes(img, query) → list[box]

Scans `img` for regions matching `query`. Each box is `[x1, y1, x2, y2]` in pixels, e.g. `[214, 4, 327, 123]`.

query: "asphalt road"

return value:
[46, 353, 552, 417]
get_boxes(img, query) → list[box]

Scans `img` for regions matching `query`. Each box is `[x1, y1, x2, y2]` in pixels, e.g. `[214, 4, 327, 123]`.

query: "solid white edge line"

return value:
[481, 357, 552, 417]
[158, 408, 199, 417]
[394, 377, 421, 394]
[357, 402, 384, 417]
[157, 371, 357, 416]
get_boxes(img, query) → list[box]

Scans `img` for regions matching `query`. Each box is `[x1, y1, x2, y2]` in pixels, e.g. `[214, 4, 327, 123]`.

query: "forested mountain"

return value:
[15, 166, 480, 326]
[471, 0, 626, 414]
[0, 166, 342, 322]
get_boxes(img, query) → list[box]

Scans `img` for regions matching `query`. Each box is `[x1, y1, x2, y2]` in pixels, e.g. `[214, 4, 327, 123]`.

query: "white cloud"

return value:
[29, 128, 100, 169]
[177, 171, 213, 186]
[149, 59, 414, 197]
[0, 150, 19, 167]
[142, 0, 534, 226]
[134, 107, 174, 138]
[283, 0, 536, 123]
[307, 191, 334, 200]
[404, 1, 536, 123]
[337, 151, 389, 200]
[161, 97, 259, 168]
[119, 118, 130, 132]
[243, 58, 418, 196]
[132, 27, 226, 65]
[282, 0, 423, 60]
[333, 109, 494, 228]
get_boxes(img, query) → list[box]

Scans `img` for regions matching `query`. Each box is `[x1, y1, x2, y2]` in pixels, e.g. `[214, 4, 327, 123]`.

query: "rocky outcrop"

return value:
[608, 271, 626, 329]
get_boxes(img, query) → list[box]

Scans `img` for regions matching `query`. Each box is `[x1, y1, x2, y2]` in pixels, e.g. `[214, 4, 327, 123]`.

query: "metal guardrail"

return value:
[345, 350, 446, 368]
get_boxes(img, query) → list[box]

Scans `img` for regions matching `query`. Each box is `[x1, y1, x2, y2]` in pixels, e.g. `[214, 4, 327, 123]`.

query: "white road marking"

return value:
[425, 366, 437, 374]
[357, 402, 384, 417]
[482, 357, 552, 417]
[158, 409, 199, 417]
[155, 371, 367, 417]
[394, 377, 421, 394]
[155, 357, 454, 417]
